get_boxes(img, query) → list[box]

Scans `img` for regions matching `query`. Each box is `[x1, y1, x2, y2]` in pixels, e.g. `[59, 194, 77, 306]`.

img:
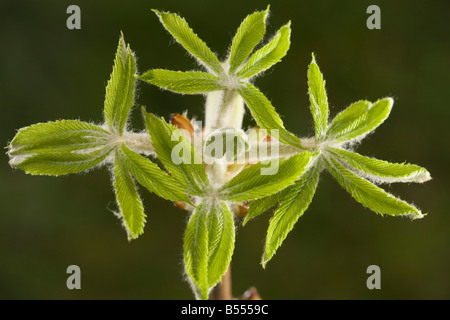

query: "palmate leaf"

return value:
[307, 54, 329, 140]
[8, 120, 111, 176]
[324, 155, 424, 219]
[263, 159, 322, 267]
[104, 34, 136, 134]
[228, 6, 269, 74]
[327, 147, 431, 184]
[138, 70, 224, 94]
[143, 109, 210, 196]
[237, 22, 291, 79]
[238, 82, 303, 149]
[219, 152, 313, 202]
[326, 98, 393, 143]
[118, 143, 191, 203]
[183, 200, 235, 300]
[153, 10, 223, 75]
[114, 150, 146, 240]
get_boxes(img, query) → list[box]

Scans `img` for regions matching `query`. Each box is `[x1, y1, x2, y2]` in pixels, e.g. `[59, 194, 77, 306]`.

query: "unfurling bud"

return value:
[204, 127, 249, 163]
[170, 113, 194, 138]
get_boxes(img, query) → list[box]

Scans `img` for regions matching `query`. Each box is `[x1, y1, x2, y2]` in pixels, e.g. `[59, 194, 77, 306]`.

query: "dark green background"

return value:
[0, 0, 448, 299]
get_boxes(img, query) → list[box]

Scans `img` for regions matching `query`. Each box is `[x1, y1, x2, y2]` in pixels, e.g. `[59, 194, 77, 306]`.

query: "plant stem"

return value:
[122, 131, 154, 155]
[204, 87, 245, 300]
[205, 89, 244, 134]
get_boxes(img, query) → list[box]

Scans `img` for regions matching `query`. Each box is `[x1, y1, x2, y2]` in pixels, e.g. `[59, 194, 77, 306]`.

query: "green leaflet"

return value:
[143, 110, 210, 196]
[263, 159, 322, 267]
[326, 100, 371, 140]
[138, 70, 224, 94]
[8, 120, 111, 176]
[243, 189, 284, 226]
[119, 144, 191, 203]
[307, 54, 329, 140]
[238, 22, 291, 79]
[104, 34, 136, 134]
[8, 120, 109, 155]
[219, 152, 313, 202]
[206, 201, 235, 289]
[238, 82, 303, 149]
[324, 155, 424, 219]
[183, 200, 235, 300]
[228, 7, 269, 74]
[153, 10, 223, 76]
[114, 151, 146, 240]
[326, 98, 393, 143]
[183, 202, 209, 300]
[327, 147, 431, 184]
[13, 150, 109, 176]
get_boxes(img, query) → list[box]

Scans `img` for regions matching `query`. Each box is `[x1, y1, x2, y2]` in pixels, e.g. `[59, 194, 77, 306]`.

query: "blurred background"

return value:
[0, 0, 449, 299]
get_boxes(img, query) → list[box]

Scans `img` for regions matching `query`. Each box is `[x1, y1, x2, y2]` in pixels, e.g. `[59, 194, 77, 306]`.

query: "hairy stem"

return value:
[122, 131, 154, 155]
[205, 89, 244, 134]
[204, 87, 245, 300]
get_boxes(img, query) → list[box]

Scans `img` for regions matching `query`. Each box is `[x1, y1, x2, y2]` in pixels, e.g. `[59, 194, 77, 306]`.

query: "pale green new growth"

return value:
[183, 202, 209, 300]
[237, 22, 291, 79]
[140, 7, 300, 148]
[327, 148, 431, 183]
[8, 120, 109, 155]
[219, 152, 313, 202]
[326, 98, 393, 143]
[143, 110, 210, 196]
[326, 100, 371, 140]
[228, 6, 269, 74]
[8, 120, 111, 176]
[243, 191, 281, 226]
[114, 149, 146, 240]
[238, 82, 303, 148]
[152, 10, 224, 75]
[7, 34, 196, 241]
[6, 7, 431, 300]
[104, 34, 136, 134]
[16, 150, 109, 176]
[206, 202, 235, 291]
[307, 53, 329, 141]
[183, 200, 235, 300]
[263, 159, 322, 267]
[324, 156, 423, 218]
[120, 144, 191, 202]
[245, 54, 430, 266]
[139, 70, 224, 94]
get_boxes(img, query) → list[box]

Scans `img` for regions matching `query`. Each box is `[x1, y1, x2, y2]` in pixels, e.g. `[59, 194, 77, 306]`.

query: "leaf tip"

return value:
[127, 234, 137, 242]
[261, 256, 268, 269]
[151, 9, 161, 16]
[383, 97, 394, 111]
[408, 209, 426, 220]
